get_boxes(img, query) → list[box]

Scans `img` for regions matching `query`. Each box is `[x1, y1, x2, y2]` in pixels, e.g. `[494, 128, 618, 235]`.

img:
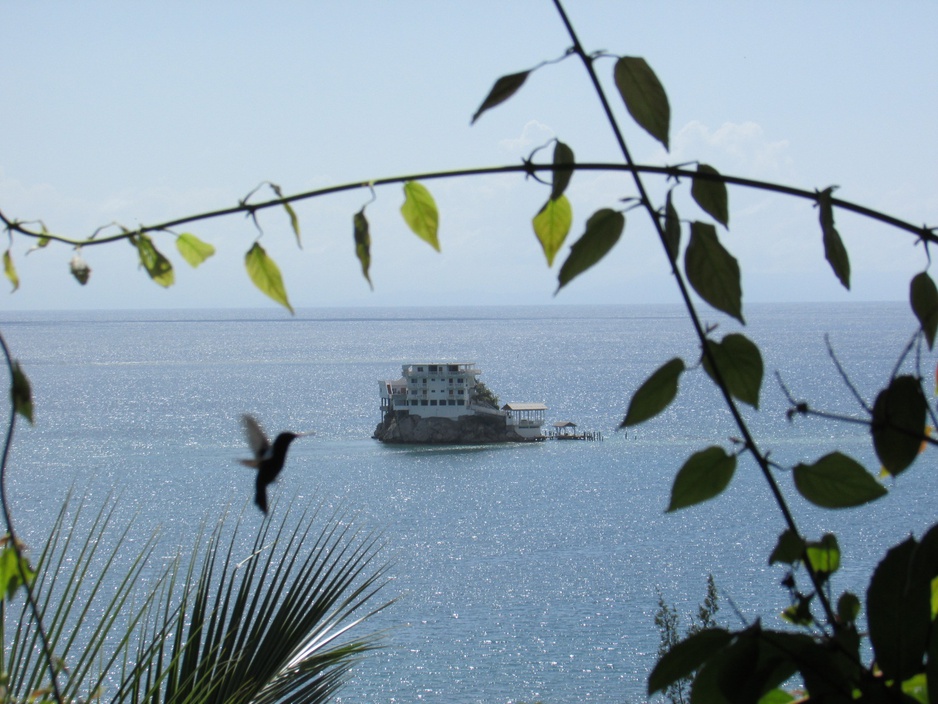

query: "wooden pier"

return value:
[545, 421, 603, 442]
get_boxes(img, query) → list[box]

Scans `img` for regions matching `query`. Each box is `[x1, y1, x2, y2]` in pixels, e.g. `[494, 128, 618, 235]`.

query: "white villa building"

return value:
[378, 362, 547, 440]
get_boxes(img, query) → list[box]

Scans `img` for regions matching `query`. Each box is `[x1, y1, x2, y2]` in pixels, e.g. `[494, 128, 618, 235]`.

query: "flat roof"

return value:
[503, 403, 548, 411]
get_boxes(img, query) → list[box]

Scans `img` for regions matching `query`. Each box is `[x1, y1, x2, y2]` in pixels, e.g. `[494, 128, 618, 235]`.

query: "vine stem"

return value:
[0, 164, 933, 250]
[550, 0, 840, 631]
[0, 332, 64, 704]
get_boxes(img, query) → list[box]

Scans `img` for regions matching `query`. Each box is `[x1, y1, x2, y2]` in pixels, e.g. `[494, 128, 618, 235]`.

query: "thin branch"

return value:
[0, 332, 64, 704]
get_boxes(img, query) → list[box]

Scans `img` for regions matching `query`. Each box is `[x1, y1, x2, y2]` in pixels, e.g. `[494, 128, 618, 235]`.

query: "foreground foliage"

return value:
[0, 1, 937, 702]
[1, 495, 390, 704]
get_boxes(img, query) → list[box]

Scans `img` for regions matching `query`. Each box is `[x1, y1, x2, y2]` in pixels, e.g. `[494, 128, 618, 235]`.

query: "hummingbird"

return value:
[238, 414, 310, 514]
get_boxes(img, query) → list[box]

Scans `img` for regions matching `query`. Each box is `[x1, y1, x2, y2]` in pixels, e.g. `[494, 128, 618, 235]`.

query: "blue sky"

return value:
[2, 3, 936, 310]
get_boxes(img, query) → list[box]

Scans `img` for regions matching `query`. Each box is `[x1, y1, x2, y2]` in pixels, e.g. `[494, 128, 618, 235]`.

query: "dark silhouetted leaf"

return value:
[471, 71, 530, 124]
[69, 252, 91, 285]
[353, 208, 373, 290]
[685, 222, 744, 324]
[176, 233, 216, 268]
[647, 628, 732, 696]
[3, 250, 19, 292]
[910, 271, 938, 350]
[871, 375, 927, 476]
[837, 592, 861, 625]
[806, 533, 840, 577]
[533, 195, 572, 267]
[270, 183, 301, 248]
[613, 56, 670, 150]
[131, 235, 174, 288]
[622, 357, 685, 427]
[557, 208, 625, 291]
[817, 187, 850, 290]
[867, 537, 931, 682]
[691, 164, 729, 228]
[667, 446, 736, 512]
[663, 191, 680, 264]
[401, 181, 440, 251]
[0, 545, 35, 599]
[702, 333, 763, 408]
[769, 529, 805, 566]
[244, 242, 294, 314]
[11, 361, 33, 425]
[793, 452, 887, 508]
[550, 141, 575, 202]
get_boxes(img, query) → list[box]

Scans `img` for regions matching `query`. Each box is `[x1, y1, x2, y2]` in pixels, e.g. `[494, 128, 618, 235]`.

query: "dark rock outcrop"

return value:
[373, 410, 531, 444]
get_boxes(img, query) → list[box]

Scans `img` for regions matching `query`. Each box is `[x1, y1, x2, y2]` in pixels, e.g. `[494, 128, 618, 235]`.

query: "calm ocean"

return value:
[1, 303, 934, 703]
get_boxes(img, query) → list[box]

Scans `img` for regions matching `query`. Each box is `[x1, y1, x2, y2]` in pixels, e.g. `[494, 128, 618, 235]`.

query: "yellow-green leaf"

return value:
[244, 242, 294, 314]
[806, 533, 840, 576]
[0, 545, 35, 600]
[4, 250, 19, 292]
[613, 56, 670, 150]
[533, 195, 572, 267]
[353, 208, 373, 290]
[11, 361, 33, 425]
[131, 235, 174, 288]
[557, 208, 625, 291]
[685, 222, 744, 324]
[176, 233, 216, 268]
[691, 164, 729, 228]
[400, 181, 440, 251]
[270, 183, 301, 248]
[471, 70, 530, 125]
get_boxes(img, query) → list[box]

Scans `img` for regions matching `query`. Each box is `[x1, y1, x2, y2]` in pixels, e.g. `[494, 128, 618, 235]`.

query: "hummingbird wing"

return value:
[242, 414, 270, 459]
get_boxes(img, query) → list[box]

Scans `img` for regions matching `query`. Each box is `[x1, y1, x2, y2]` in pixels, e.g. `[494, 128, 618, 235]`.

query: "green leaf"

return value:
[867, 537, 931, 682]
[667, 446, 736, 512]
[793, 452, 887, 509]
[647, 628, 732, 696]
[471, 70, 530, 125]
[768, 529, 805, 566]
[806, 533, 840, 576]
[0, 545, 35, 600]
[244, 242, 294, 314]
[817, 187, 850, 290]
[910, 271, 938, 349]
[550, 141, 575, 202]
[131, 235, 174, 288]
[400, 181, 440, 251]
[701, 333, 763, 408]
[691, 164, 729, 228]
[557, 208, 625, 291]
[758, 690, 795, 704]
[871, 375, 927, 476]
[685, 222, 744, 323]
[353, 208, 373, 290]
[532, 195, 573, 267]
[270, 183, 301, 248]
[69, 252, 91, 285]
[11, 361, 33, 425]
[613, 56, 670, 150]
[663, 191, 680, 264]
[175, 233, 216, 268]
[4, 250, 19, 292]
[622, 357, 685, 427]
